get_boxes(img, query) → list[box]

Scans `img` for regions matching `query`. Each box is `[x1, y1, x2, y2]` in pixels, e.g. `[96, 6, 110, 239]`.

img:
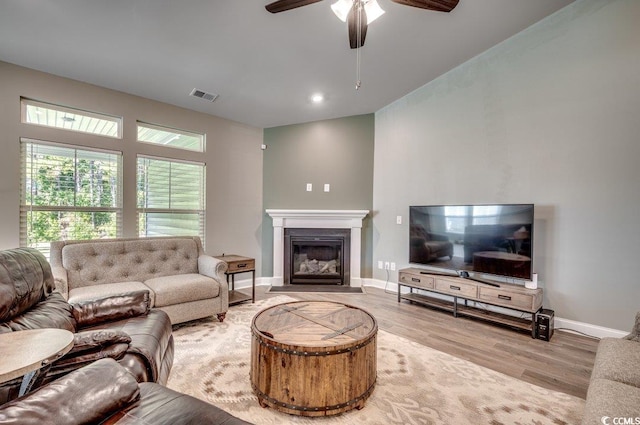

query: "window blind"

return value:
[136, 155, 205, 242]
[20, 139, 123, 257]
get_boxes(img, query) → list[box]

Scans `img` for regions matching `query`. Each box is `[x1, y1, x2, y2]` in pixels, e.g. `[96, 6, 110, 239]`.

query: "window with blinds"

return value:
[137, 156, 205, 241]
[20, 139, 123, 257]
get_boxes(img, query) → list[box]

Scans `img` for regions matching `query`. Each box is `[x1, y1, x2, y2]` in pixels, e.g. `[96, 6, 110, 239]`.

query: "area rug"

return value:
[167, 296, 584, 425]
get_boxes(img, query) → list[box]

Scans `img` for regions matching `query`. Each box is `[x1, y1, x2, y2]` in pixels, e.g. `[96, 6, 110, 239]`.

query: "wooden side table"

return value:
[214, 254, 255, 305]
[0, 328, 74, 395]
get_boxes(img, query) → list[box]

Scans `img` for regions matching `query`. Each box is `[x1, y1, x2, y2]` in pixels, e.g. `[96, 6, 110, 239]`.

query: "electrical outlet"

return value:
[306, 183, 312, 191]
[396, 215, 402, 225]
[377, 261, 383, 269]
[324, 183, 330, 192]
[384, 261, 390, 270]
[390, 262, 396, 271]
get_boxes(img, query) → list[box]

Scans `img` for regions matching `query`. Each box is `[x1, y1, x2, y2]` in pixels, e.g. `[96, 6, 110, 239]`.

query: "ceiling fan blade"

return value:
[389, 0, 459, 13]
[265, 0, 324, 13]
[347, 3, 368, 49]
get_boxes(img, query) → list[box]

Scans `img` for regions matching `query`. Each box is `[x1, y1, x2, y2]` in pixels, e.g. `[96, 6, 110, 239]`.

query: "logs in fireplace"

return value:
[284, 228, 351, 285]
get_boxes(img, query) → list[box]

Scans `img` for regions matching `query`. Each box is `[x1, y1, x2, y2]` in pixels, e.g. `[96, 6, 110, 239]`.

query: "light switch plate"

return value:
[306, 183, 312, 191]
[324, 184, 330, 192]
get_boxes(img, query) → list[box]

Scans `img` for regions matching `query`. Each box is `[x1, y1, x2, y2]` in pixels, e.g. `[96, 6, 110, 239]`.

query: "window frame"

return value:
[136, 121, 205, 153]
[21, 98, 123, 139]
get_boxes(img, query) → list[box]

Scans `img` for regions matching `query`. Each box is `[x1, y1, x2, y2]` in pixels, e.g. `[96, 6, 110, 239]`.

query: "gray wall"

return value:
[0, 61, 265, 271]
[262, 114, 375, 278]
[373, 0, 640, 331]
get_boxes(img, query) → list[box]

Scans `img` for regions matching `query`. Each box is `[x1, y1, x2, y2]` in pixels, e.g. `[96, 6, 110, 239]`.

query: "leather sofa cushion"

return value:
[0, 248, 55, 321]
[103, 382, 252, 425]
[0, 358, 140, 425]
[72, 291, 151, 327]
[68, 281, 155, 306]
[145, 273, 220, 307]
[0, 292, 76, 334]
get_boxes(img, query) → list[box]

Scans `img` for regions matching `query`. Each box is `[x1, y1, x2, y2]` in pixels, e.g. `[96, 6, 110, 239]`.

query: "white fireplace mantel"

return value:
[266, 209, 369, 287]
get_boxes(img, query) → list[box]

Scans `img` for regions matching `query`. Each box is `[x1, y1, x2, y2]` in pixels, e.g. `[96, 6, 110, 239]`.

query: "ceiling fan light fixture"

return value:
[363, 0, 385, 24]
[331, 0, 385, 24]
[331, 0, 352, 22]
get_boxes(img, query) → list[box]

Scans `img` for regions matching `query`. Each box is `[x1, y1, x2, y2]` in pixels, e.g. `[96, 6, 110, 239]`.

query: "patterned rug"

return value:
[167, 296, 584, 424]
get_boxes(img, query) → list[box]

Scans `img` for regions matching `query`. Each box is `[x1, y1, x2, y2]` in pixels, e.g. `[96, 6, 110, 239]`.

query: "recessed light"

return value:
[311, 93, 324, 103]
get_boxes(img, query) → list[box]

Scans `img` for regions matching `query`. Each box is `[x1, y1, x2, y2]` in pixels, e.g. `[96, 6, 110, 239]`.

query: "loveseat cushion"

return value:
[144, 273, 220, 307]
[68, 281, 154, 306]
[590, 337, 640, 387]
[0, 247, 55, 321]
[0, 292, 76, 334]
[0, 358, 140, 425]
[582, 378, 640, 425]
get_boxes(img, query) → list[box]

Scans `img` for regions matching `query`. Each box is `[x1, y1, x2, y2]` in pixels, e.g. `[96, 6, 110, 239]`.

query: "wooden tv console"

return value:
[398, 268, 543, 337]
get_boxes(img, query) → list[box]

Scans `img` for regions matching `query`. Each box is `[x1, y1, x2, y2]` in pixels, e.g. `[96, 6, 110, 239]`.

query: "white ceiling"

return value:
[0, 0, 576, 129]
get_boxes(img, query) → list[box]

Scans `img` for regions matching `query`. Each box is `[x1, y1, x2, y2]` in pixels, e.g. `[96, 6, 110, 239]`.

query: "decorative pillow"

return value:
[72, 290, 150, 327]
[0, 358, 140, 425]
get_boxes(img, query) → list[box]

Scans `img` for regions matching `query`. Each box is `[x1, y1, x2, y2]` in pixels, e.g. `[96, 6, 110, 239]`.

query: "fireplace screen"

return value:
[284, 228, 350, 285]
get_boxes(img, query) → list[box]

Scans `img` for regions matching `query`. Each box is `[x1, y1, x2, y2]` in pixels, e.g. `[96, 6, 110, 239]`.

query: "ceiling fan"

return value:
[265, 0, 460, 49]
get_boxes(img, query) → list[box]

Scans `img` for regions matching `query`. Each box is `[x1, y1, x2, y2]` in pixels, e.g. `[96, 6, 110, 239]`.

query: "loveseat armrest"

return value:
[72, 291, 151, 328]
[623, 311, 640, 342]
[198, 255, 228, 284]
[51, 265, 69, 299]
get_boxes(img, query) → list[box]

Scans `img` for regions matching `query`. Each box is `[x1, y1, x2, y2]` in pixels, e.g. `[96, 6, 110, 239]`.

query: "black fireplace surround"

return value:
[284, 228, 351, 285]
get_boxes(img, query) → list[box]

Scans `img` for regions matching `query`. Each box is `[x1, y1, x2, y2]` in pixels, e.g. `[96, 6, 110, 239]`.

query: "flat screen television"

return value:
[409, 204, 534, 281]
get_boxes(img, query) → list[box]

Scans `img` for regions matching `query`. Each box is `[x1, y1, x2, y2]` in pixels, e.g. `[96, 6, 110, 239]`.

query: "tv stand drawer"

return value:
[399, 272, 434, 290]
[435, 278, 477, 298]
[478, 286, 538, 311]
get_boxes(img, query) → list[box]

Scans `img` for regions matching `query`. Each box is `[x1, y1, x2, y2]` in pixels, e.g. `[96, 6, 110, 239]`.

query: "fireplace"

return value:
[284, 228, 350, 285]
[266, 209, 369, 287]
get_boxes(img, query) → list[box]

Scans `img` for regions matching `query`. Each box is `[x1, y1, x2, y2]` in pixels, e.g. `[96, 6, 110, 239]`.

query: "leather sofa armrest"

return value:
[68, 329, 132, 354]
[0, 358, 140, 425]
[198, 255, 228, 284]
[72, 291, 151, 328]
[51, 265, 69, 300]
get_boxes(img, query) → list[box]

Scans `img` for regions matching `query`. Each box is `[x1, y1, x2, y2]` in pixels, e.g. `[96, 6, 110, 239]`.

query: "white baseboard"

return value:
[363, 278, 626, 340]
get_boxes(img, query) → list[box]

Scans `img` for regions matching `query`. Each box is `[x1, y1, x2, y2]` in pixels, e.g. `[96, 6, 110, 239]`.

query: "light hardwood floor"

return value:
[252, 285, 599, 399]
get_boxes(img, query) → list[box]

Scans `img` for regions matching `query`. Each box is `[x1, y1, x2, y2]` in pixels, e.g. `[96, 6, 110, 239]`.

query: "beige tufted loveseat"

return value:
[49, 236, 229, 324]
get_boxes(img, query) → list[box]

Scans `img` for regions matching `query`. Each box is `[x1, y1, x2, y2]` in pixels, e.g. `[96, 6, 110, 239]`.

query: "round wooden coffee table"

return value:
[250, 301, 377, 417]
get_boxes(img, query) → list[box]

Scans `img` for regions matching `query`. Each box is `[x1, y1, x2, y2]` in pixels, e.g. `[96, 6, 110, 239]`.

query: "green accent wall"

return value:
[262, 114, 375, 278]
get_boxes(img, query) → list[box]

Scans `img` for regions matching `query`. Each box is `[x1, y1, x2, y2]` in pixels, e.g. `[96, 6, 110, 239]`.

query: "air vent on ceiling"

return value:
[189, 88, 219, 103]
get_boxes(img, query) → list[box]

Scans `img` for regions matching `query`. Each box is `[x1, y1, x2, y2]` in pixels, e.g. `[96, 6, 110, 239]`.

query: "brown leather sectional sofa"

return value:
[0, 247, 250, 424]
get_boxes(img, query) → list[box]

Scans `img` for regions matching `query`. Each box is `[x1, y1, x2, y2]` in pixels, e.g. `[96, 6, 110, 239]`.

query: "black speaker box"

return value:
[536, 309, 555, 341]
